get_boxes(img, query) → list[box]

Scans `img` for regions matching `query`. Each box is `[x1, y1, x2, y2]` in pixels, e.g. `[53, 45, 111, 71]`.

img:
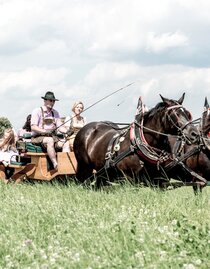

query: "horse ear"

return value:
[204, 97, 209, 110]
[159, 94, 171, 106]
[160, 94, 166, 102]
[177, 93, 185, 105]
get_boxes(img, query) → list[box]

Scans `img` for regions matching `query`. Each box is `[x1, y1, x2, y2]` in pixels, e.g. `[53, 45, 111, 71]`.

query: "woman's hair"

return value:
[22, 114, 32, 131]
[0, 128, 15, 149]
[72, 101, 84, 113]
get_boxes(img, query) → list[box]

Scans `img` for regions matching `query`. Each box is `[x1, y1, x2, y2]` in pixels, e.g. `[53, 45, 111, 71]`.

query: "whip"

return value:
[56, 80, 139, 130]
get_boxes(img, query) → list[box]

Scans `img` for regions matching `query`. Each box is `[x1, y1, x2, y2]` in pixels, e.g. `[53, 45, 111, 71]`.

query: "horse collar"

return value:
[130, 98, 172, 166]
[130, 122, 168, 165]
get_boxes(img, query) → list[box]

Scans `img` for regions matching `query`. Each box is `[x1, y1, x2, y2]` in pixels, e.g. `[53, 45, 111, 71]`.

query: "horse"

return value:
[157, 97, 210, 193]
[180, 97, 210, 192]
[74, 93, 200, 187]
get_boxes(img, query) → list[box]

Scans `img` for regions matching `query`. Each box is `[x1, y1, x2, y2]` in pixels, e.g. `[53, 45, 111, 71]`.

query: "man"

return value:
[31, 91, 69, 170]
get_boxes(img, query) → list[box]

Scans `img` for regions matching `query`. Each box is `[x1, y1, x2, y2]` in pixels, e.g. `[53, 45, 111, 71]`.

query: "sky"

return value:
[1, 0, 210, 130]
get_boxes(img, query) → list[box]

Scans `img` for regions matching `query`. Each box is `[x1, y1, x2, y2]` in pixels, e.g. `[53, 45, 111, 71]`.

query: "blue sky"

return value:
[1, 0, 210, 130]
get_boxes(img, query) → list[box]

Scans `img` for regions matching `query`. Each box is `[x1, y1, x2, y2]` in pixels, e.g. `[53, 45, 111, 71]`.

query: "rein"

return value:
[135, 121, 183, 139]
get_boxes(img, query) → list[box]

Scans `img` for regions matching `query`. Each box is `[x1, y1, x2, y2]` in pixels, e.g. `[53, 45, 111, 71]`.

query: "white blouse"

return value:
[64, 114, 86, 129]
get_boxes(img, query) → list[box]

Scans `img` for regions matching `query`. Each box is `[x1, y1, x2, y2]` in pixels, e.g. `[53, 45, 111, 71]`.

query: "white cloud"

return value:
[84, 62, 141, 87]
[146, 31, 188, 53]
[1, 0, 210, 129]
[0, 67, 69, 94]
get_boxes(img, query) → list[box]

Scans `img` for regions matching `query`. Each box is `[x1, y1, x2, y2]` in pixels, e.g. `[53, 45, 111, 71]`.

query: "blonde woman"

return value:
[64, 101, 86, 151]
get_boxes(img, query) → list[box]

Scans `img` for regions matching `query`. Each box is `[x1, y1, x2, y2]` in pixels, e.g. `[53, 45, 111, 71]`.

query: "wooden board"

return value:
[0, 151, 78, 182]
[25, 151, 77, 181]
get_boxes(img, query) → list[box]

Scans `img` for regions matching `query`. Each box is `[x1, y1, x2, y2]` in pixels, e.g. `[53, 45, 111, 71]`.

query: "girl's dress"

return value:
[64, 114, 86, 151]
[0, 128, 18, 166]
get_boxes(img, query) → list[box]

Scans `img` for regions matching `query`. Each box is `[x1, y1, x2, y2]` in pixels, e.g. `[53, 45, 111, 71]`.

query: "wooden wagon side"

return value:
[0, 151, 77, 183]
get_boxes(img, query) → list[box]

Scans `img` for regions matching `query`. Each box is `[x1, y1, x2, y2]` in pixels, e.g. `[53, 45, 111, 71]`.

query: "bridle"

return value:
[131, 100, 200, 164]
[165, 104, 192, 133]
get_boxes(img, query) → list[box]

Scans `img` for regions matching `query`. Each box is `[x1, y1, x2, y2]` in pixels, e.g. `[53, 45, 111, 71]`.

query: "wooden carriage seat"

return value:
[8, 139, 77, 181]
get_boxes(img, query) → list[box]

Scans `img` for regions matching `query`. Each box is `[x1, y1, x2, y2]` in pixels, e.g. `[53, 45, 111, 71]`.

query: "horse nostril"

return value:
[191, 131, 197, 137]
[190, 130, 199, 143]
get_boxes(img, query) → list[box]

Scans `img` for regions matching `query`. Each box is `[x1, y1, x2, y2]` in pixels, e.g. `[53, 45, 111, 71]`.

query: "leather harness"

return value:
[104, 97, 207, 185]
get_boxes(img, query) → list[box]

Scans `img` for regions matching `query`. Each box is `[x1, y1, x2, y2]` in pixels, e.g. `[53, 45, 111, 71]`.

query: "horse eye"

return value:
[188, 112, 192, 121]
[184, 110, 192, 121]
[178, 108, 192, 121]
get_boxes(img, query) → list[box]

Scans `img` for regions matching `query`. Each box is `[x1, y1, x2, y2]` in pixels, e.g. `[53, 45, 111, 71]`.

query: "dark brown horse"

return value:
[160, 97, 210, 193]
[181, 98, 210, 191]
[74, 93, 199, 187]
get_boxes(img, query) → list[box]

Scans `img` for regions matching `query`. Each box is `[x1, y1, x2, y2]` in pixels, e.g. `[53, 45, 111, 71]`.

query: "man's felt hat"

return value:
[41, 91, 59, 101]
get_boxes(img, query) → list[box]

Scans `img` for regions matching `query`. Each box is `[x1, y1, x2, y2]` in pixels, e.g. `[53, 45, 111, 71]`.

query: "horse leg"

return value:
[76, 160, 93, 184]
[193, 185, 200, 195]
[192, 172, 206, 195]
[94, 167, 109, 189]
[193, 184, 203, 195]
[94, 167, 120, 189]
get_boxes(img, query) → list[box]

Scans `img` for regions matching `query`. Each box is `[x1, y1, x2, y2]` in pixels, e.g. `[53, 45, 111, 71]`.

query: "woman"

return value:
[64, 101, 86, 151]
[17, 114, 32, 141]
[0, 117, 18, 166]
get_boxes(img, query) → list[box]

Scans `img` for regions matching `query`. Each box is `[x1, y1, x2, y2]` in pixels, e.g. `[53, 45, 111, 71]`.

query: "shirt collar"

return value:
[42, 105, 53, 113]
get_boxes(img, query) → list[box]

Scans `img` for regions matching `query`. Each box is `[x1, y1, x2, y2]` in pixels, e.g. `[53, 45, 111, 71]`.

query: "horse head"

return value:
[131, 93, 199, 165]
[158, 93, 199, 144]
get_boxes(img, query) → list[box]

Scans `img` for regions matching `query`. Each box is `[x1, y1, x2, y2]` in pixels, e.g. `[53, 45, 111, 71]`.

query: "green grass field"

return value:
[0, 181, 209, 269]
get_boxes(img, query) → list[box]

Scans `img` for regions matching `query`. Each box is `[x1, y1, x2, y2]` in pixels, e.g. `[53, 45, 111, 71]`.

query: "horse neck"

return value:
[143, 113, 166, 148]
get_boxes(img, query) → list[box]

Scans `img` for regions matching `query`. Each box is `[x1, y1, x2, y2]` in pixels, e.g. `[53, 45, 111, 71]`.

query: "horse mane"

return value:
[144, 99, 180, 119]
[144, 101, 165, 119]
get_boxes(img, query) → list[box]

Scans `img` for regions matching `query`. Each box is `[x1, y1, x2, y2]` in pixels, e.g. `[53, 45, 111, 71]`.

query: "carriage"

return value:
[0, 136, 77, 183]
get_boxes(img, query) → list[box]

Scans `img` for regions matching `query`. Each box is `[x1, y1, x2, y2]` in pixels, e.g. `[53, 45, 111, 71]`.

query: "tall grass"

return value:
[0, 181, 209, 269]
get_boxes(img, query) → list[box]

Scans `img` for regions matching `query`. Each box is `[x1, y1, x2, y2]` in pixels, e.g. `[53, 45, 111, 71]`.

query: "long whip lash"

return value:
[56, 80, 139, 130]
[82, 81, 137, 114]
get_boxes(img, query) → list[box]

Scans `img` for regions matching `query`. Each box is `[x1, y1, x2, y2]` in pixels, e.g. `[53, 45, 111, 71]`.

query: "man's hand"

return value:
[66, 129, 74, 137]
[44, 130, 55, 136]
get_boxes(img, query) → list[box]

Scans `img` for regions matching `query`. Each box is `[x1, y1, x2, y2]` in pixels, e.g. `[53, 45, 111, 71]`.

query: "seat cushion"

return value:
[25, 143, 44, 153]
